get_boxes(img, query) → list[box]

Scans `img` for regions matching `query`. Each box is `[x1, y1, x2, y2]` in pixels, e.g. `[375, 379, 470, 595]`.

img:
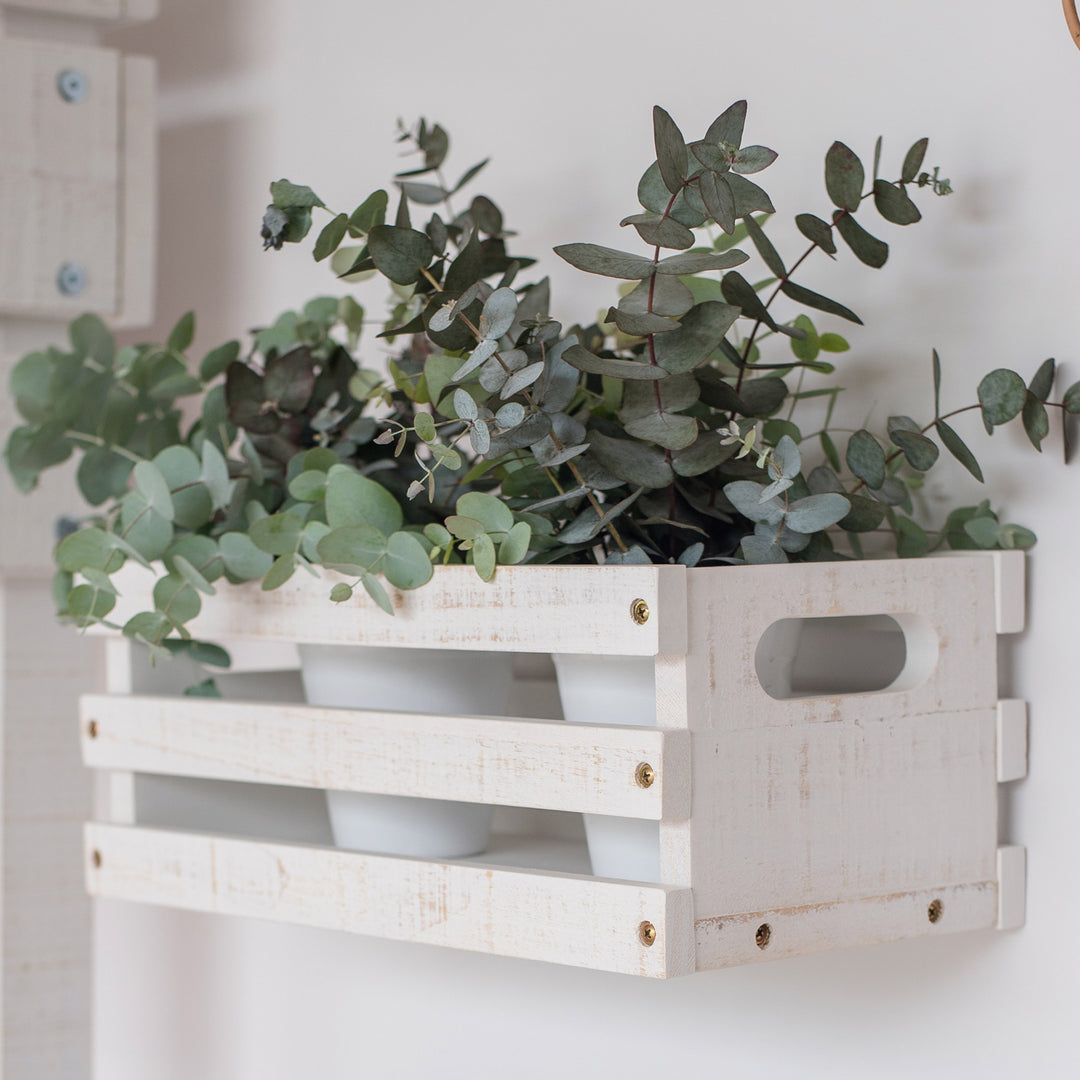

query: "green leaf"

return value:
[313, 213, 349, 261]
[1063, 381, 1080, 414]
[652, 106, 687, 195]
[621, 213, 696, 250]
[838, 493, 886, 532]
[553, 244, 657, 280]
[779, 279, 863, 324]
[563, 345, 669, 381]
[270, 180, 324, 209]
[153, 574, 201, 625]
[846, 429, 886, 489]
[789, 314, 819, 363]
[825, 142, 864, 211]
[889, 427, 939, 471]
[262, 554, 297, 591]
[1029, 358, 1056, 402]
[172, 554, 216, 597]
[932, 349, 942, 417]
[653, 301, 740, 374]
[348, 189, 388, 234]
[554, 488, 641, 545]
[414, 413, 437, 443]
[794, 213, 837, 255]
[167, 311, 195, 353]
[383, 531, 434, 590]
[499, 520, 531, 564]
[743, 214, 785, 278]
[330, 582, 353, 603]
[316, 524, 387, 574]
[289, 469, 328, 502]
[819, 333, 849, 353]
[623, 410, 698, 451]
[325, 465, 403, 534]
[704, 100, 747, 148]
[740, 535, 787, 564]
[456, 491, 515, 535]
[978, 369, 1027, 427]
[835, 214, 889, 268]
[820, 430, 841, 471]
[165, 536, 221, 582]
[724, 481, 785, 526]
[1022, 392, 1049, 451]
[896, 516, 929, 558]
[739, 377, 788, 417]
[697, 170, 736, 233]
[620, 275, 694, 319]
[656, 250, 748, 275]
[732, 145, 777, 174]
[671, 432, 735, 476]
[997, 523, 1037, 550]
[66, 583, 116, 623]
[935, 420, 984, 482]
[133, 460, 175, 520]
[200, 340, 239, 382]
[725, 173, 776, 216]
[785, 493, 850, 533]
[77, 447, 133, 506]
[249, 513, 304, 556]
[183, 678, 223, 698]
[873, 179, 921, 225]
[588, 431, 673, 489]
[367, 225, 434, 285]
[360, 572, 394, 614]
[69, 313, 115, 366]
[901, 138, 928, 184]
[55, 527, 124, 574]
[963, 513, 1001, 549]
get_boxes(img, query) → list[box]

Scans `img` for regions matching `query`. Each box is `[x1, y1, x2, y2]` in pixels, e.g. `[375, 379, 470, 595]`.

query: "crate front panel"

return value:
[84, 824, 695, 977]
[79, 694, 691, 820]
[106, 563, 688, 656]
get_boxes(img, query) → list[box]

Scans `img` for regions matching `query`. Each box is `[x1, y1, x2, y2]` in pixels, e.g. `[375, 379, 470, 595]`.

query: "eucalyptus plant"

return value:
[268, 105, 1078, 568]
[6, 102, 1078, 666]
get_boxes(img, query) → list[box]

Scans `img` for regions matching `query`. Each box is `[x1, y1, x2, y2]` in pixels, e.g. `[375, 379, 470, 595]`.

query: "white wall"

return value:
[97, 2, 1080, 1077]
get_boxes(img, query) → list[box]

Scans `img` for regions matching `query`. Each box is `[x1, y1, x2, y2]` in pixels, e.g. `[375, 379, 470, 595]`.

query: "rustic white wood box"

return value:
[79, 553, 1027, 978]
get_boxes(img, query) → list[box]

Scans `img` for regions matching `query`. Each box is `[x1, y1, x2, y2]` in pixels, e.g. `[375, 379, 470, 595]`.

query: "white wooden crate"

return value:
[79, 553, 1027, 978]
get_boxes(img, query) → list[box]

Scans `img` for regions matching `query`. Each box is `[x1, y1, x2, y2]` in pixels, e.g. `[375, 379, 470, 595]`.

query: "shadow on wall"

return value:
[106, 0, 251, 87]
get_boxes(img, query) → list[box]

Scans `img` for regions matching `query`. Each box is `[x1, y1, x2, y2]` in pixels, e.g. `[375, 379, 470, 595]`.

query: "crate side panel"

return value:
[685, 557, 999, 731]
[84, 825, 692, 977]
[689, 709, 998, 918]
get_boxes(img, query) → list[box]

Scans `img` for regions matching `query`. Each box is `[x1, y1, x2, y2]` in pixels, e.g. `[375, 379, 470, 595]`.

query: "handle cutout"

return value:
[755, 613, 938, 700]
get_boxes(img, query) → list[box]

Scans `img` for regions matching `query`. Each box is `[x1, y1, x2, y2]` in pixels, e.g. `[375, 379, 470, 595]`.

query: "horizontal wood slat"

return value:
[694, 878, 999, 970]
[85, 824, 695, 978]
[79, 695, 691, 819]
[105, 563, 688, 656]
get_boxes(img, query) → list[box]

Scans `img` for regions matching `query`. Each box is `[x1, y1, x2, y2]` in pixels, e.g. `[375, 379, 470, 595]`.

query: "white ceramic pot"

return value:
[298, 644, 514, 859]
[551, 653, 660, 882]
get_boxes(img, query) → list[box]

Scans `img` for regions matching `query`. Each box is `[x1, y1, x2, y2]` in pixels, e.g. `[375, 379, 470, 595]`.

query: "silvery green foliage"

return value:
[277, 108, 1075, 568]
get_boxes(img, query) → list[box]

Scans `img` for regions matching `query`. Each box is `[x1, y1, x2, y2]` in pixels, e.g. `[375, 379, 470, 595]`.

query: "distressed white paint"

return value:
[996, 700, 1028, 783]
[79, 694, 690, 820]
[84, 823, 694, 978]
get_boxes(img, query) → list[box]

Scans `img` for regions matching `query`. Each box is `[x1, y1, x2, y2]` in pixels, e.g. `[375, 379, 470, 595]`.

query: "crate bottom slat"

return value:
[84, 823, 694, 978]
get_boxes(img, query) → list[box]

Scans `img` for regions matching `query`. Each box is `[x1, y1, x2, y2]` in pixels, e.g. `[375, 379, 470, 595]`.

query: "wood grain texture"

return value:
[2, 574, 99, 1077]
[106, 563, 689, 656]
[84, 824, 695, 978]
[113, 53, 155, 327]
[694, 879, 999, 970]
[79, 694, 691, 820]
[0, 39, 119, 317]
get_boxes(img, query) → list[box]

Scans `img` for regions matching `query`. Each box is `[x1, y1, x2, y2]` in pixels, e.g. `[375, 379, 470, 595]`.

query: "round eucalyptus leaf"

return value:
[325, 465, 403, 534]
[457, 491, 514, 535]
[785, 493, 850, 534]
[977, 369, 1026, 427]
[165, 535, 222, 582]
[316, 524, 387, 574]
[218, 532, 273, 581]
[472, 532, 497, 582]
[77, 447, 133, 506]
[133, 460, 175, 520]
[261, 554, 298, 591]
[330, 582, 353, 603]
[152, 573, 202, 626]
[499, 520, 531, 565]
[249, 512, 304, 556]
[66, 583, 116, 623]
[383, 531, 434, 590]
[846, 430, 886, 490]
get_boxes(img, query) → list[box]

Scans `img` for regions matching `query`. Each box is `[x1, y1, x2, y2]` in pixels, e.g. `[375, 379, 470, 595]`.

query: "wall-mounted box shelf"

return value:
[81, 554, 1027, 978]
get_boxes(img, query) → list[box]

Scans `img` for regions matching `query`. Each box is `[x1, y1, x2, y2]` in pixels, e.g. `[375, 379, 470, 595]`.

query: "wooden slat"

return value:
[0, 0, 158, 20]
[694, 879, 999, 970]
[79, 694, 690, 820]
[84, 824, 695, 977]
[106, 563, 689, 656]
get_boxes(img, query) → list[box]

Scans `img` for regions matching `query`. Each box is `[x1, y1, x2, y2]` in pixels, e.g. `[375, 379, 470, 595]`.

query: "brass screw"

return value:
[91, 849, 102, 870]
[635, 762, 656, 789]
[630, 598, 650, 625]
[927, 898, 944, 924]
[87, 720, 99, 739]
[755, 922, 771, 949]
[639, 921, 657, 947]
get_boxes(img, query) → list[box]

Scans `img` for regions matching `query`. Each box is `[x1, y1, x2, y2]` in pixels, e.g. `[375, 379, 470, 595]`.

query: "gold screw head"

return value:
[639, 921, 657, 947]
[755, 922, 772, 949]
[91, 849, 102, 870]
[630, 598, 650, 625]
[928, 898, 944, 924]
[87, 720, 99, 739]
[635, 762, 656, 789]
